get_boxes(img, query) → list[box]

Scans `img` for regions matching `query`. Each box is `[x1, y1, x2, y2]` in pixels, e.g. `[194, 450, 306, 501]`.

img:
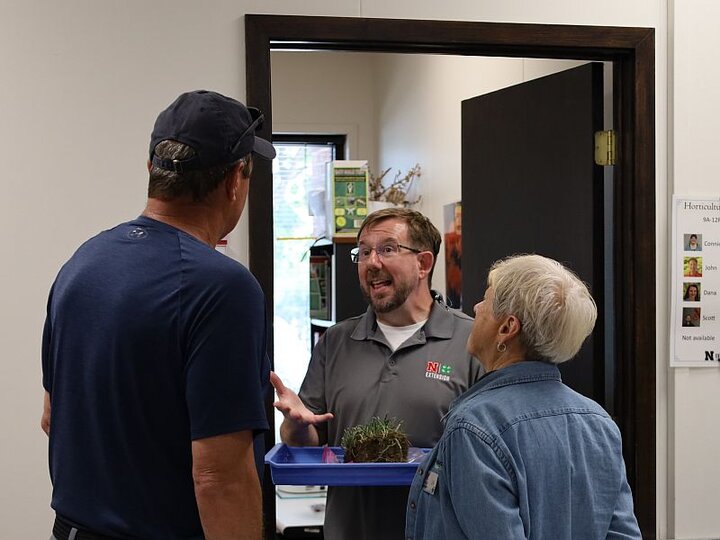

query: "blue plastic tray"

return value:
[265, 444, 430, 486]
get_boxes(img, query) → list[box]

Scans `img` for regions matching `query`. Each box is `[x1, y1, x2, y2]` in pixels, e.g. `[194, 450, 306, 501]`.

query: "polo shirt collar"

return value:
[350, 293, 456, 342]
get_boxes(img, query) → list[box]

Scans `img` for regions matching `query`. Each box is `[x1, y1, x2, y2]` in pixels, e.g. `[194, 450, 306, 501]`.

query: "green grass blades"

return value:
[340, 416, 410, 463]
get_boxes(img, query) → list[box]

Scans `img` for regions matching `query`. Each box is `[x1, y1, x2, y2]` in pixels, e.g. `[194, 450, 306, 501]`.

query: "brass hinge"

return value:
[594, 130, 616, 166]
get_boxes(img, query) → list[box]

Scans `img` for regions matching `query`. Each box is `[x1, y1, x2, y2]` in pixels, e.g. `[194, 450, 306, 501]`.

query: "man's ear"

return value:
[147, 160, 152, 173]
[417, 251, 435, 279]
[239, 158, 252, 180]
[225, 163, 243, 201]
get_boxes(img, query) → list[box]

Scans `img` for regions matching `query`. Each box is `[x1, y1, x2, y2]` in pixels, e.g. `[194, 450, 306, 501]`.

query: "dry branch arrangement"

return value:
[368, 164, 422, 206]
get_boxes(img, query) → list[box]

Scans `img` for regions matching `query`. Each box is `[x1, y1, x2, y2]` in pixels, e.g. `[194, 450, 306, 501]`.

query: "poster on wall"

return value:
[671, 195, 720, 367]
[326, 160, 369, 237]
[444, 201, 462, 309]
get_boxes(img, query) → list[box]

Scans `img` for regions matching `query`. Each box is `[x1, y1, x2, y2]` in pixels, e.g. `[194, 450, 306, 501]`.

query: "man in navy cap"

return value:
[42, 90, 275, 540]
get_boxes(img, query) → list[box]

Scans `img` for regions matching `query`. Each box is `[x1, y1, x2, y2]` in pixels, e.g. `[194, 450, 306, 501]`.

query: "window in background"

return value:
[272, 135, 345, 439]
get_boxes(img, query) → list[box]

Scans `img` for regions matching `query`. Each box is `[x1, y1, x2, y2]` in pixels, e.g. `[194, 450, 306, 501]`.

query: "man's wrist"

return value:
[281, 420, 317, 446]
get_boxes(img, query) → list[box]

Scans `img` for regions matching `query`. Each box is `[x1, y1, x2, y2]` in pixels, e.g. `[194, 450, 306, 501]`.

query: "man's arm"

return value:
[41, 391, 51, 436]
[270, 372, 332, 446]
[280, 418, 320, 447]
[192, 430, 262, 540]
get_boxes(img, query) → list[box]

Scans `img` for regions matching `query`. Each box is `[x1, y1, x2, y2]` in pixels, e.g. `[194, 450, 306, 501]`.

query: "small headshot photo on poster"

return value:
[682, 307, 701, 327]
[684, 233, 702, 251]
[683, 256, 703, 278]
[683, 282, 701, 302]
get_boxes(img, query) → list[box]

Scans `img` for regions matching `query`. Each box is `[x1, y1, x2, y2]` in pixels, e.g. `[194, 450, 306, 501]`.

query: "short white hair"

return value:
[488, 254, 597, 364]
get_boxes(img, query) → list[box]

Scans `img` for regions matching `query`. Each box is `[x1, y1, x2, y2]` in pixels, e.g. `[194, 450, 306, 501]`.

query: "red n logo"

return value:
[426, 362, 439, 373]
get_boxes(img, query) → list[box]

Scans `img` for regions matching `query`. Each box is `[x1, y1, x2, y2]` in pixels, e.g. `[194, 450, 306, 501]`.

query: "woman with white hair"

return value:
[405, 254, 641, 539]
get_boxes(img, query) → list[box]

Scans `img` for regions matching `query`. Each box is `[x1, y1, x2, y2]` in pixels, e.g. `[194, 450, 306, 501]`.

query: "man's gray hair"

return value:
[148, 140, 250, 202]
[488, 254, 597, 364]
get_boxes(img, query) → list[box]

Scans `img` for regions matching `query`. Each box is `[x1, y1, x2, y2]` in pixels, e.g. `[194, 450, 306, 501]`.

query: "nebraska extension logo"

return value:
[426, 361, 452, 382]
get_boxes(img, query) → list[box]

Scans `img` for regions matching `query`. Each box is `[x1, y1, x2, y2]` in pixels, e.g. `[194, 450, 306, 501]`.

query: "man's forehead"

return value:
[359, 218, 408, 243]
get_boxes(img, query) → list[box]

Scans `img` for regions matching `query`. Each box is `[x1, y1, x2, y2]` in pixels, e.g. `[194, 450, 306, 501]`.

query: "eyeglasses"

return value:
[350, 242, 422, 264]
[232, 107, 264, 154]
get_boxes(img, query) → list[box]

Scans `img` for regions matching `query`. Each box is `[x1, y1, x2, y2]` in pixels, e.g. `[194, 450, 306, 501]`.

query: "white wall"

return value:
[0, 1, 681, 538]
[670, 1, 720, 537]
[271, 51, 377, 167]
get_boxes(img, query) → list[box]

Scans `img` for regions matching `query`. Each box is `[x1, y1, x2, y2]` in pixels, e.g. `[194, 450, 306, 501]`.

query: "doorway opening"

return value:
[246, 15, 656, 539]
[271, 134, 345, 441]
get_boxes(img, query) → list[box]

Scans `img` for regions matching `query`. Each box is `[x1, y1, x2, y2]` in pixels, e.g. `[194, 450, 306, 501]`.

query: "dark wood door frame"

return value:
[246, 14, 656, 538]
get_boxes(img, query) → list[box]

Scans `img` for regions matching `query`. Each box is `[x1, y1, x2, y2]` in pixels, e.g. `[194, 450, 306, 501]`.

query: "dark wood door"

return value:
[462, 63, 605, 404]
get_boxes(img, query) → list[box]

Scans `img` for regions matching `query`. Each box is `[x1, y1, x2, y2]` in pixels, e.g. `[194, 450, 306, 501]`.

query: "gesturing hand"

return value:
[270, 371, 334, 426]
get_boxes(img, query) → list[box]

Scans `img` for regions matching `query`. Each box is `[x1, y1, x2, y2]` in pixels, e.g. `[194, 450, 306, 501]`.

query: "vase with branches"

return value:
[368, 164, 422, 207]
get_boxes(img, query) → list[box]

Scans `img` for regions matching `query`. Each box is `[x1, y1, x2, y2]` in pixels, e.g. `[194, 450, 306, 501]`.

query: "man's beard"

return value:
[361, 274, 415, 314]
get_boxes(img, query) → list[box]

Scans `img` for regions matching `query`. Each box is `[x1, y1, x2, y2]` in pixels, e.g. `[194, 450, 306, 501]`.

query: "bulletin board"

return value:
[670, 195, 720, 366]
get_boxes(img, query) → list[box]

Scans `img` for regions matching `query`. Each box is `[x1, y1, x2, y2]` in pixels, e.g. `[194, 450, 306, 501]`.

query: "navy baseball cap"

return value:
[149, 90, 276, 173]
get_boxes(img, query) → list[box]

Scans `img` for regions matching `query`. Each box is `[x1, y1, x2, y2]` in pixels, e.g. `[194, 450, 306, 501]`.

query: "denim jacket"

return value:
[406, 361, 641, 539]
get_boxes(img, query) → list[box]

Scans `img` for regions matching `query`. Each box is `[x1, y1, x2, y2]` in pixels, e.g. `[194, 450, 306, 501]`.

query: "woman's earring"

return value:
[496, 342, 507, 353]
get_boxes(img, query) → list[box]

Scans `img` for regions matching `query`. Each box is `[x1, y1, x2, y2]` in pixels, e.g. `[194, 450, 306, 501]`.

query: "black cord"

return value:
[300, 235, 328, 262]
[432, 290, 452, 309]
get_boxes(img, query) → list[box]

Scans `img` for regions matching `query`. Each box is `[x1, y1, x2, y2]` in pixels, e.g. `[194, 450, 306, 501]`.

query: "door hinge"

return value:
[594, 130, 616, 166]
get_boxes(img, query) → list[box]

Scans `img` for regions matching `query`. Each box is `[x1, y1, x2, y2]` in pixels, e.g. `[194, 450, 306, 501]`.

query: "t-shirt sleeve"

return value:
[183, 267, 270, 441]
[41, 286, 54, 392]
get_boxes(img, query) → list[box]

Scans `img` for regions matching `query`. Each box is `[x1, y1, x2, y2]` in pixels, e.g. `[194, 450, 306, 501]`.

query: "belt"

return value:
[53, 515, 119, 540]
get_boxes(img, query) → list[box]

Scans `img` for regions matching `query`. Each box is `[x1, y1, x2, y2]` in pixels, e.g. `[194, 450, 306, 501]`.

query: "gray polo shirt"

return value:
[299, 298, 483, 540]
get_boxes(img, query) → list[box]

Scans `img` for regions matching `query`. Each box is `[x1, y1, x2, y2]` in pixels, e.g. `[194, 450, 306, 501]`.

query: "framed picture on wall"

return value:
[444, 201, 462, 309]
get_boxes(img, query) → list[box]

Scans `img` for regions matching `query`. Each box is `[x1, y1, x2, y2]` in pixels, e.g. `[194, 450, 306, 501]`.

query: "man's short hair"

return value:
[148, 140, 250, 202]
[357, 207, 442, 288]
[147, 90, 273, 202]
[487, 254, 597, 364]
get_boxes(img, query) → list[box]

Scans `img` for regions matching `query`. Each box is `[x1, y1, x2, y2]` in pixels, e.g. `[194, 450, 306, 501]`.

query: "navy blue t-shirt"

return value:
[42, 216, 270, 539]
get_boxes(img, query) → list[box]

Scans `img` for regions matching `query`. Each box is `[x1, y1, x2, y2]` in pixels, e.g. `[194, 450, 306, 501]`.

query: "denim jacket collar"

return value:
[449, 360, 561, 413]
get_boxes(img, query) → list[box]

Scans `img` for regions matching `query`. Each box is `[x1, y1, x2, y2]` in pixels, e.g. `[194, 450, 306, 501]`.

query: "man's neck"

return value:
[375, 288, 434, 327]
[143, 198, 224, 247]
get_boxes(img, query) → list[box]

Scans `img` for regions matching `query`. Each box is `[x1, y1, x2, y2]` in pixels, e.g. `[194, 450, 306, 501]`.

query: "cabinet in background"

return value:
[309, 237, 367, 348]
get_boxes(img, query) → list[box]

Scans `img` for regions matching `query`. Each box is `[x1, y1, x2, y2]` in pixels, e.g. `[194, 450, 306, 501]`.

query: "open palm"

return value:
[270, 371, 334, 425]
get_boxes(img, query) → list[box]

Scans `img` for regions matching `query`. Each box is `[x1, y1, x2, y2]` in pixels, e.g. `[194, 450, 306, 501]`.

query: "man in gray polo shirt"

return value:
[271, 207, 483, 540]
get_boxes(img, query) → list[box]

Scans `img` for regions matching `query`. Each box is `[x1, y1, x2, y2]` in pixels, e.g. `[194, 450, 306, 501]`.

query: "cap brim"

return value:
[253, 136, 276, 160]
